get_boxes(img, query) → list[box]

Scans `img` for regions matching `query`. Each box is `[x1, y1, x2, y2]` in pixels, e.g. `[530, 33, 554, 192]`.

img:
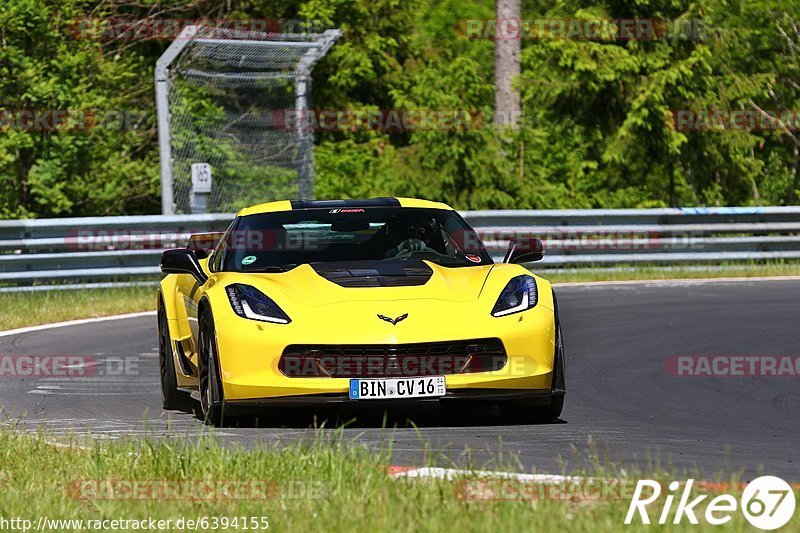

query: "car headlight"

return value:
[226, 284, 291, 324]
[491, 275, 538, 317]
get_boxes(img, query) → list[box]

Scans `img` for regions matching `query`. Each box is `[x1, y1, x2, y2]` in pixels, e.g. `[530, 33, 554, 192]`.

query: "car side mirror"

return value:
[161, 248, 209, 285]
[503, 238, 544, 264]
[186, 232, 225, 260]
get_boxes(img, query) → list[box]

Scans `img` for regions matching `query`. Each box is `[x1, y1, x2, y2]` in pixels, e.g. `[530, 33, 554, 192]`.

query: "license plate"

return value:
[349, 376, 446, 400]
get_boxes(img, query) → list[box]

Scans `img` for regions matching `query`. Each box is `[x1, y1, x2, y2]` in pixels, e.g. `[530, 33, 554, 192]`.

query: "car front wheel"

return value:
[158, 296, 193, 412]
[198, 310, 225, 426]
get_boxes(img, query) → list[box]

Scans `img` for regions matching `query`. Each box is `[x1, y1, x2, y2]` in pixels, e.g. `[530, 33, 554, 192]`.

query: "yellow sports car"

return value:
[158, 198, 565, 425]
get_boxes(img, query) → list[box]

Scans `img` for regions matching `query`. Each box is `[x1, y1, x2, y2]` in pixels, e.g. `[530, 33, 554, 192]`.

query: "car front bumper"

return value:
[213, 300, 559, 402]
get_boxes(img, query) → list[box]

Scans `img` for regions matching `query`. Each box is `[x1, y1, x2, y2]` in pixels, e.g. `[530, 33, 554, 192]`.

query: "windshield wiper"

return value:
[246, 265, 293, 273]
[428, 256, 475, 266]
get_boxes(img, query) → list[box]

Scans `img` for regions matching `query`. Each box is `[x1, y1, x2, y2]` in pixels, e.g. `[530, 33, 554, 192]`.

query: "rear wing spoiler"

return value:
[186, 232, 225, 259]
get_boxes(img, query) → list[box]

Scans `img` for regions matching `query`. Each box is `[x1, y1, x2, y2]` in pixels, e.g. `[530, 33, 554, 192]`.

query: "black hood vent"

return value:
[311, 260, 433, 288]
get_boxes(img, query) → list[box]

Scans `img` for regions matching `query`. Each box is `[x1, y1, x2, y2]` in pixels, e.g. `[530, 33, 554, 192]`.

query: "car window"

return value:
[218, 207, 492, 272]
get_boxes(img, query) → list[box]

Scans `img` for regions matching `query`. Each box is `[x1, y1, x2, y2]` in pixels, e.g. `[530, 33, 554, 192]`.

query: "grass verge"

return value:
[0, 430, 766, 532]
[543, 261, 800, 284]
[0, 286, 157, 330]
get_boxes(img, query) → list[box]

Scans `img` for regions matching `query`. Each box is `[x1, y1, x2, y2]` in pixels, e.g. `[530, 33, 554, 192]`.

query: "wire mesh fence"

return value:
[156, 26, 340, 214]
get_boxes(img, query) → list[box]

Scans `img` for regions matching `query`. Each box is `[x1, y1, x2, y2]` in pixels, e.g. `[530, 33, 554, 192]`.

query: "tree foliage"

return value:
[1, 0, 798, 217]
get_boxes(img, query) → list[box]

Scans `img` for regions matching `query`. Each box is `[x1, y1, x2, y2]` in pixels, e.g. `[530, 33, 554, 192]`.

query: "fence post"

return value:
[155, 26, 198, 215]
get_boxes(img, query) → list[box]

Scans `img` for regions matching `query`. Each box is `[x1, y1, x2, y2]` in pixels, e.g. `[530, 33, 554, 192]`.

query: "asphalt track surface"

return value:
[1, 280, 799, 479]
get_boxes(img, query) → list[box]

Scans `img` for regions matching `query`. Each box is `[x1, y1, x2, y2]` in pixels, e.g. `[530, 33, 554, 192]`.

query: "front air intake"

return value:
[279, 338, 507, 378]
[311, 260, 433, 288]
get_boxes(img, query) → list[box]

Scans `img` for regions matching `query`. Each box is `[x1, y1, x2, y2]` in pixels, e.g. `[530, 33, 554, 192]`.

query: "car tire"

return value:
[158, 296, 193, 413]
[198, 308, 225, 426]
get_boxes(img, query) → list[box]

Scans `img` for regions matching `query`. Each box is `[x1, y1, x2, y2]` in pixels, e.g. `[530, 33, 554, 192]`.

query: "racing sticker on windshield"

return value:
[241, 255, 257, 265]
[466, 254, 482, 263]
[329, 208, 365, 214]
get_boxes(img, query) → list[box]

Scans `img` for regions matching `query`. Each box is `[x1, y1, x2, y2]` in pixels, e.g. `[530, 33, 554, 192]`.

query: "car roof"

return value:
[236, 197, 454, 217]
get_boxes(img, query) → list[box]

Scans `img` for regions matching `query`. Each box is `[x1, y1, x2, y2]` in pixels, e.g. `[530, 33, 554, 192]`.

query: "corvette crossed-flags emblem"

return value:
[377, 313, 409, 325]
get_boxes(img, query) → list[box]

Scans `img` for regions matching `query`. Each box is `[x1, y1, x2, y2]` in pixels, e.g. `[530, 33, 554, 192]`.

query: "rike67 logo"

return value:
[625, 476, 796, 530]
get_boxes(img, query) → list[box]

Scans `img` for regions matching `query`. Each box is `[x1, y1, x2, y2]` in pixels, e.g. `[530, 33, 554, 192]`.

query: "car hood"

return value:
[231, 260, 495, 307]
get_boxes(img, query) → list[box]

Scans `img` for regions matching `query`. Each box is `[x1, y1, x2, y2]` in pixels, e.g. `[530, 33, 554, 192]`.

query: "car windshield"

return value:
[217, 207, 493, 272]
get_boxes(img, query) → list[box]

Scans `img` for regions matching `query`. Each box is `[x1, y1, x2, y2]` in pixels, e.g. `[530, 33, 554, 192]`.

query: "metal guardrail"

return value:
[1, 207, 799, 289]
[461, 207, 800, 265]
